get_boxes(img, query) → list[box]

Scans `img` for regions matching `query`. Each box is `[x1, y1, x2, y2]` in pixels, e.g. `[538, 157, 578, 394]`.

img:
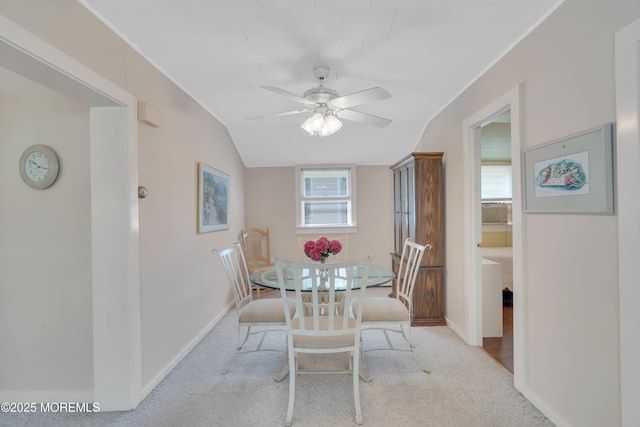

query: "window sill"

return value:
[296, 225, 358, 235]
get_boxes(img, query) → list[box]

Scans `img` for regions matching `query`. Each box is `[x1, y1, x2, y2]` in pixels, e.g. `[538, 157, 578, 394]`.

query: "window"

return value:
[295, 165, 357, 233]
[481, 164, 512, 201]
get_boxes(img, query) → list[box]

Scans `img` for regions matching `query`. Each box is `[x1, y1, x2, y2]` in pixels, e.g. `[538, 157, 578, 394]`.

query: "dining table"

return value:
[249, 261, 396, 382]
[249, 262, 395, 292]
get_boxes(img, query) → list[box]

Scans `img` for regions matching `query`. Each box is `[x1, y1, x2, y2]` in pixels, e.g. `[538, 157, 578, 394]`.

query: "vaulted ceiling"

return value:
[81, 0, 561, 167]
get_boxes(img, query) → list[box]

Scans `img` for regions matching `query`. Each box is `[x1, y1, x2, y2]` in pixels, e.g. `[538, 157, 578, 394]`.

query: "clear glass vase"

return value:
[319, 257, 329, 284]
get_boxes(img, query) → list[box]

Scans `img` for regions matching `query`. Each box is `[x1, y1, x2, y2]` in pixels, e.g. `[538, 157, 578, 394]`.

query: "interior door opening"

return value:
[479, 111, 514, 373]
[463, 84, 523, 386]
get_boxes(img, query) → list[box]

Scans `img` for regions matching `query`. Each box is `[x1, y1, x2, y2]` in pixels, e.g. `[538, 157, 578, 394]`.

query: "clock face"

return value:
[19, 145, 60, 189]
[24, 151, 50, 182]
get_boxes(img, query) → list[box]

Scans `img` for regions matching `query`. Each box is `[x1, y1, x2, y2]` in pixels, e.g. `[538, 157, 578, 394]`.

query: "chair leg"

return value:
[399, 321, 415, 348]
[401, 322, 431, 374]
[238, 324, 251, 349]
[353, 349, 363, 425]
[357, 337, 373, 383]
[285, 351, 296, 426]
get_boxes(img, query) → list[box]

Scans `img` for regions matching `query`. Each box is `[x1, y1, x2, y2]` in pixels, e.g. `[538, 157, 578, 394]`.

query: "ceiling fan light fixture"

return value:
[301, 112, 342, 137]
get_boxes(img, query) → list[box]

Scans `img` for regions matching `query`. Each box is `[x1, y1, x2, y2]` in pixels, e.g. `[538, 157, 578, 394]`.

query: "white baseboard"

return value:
[141, 301, 233, 398]
[518, 384, 572, 427]
[446, 315, 570, 427]
[444, 315, 470, 344]
[0, 302, 234, 412]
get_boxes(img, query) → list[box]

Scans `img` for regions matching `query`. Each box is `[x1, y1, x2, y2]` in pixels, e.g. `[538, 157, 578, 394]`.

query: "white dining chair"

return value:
[275, 258, 371, 426]
[352, 238, 431, 377]
[213, 243, 295, 351]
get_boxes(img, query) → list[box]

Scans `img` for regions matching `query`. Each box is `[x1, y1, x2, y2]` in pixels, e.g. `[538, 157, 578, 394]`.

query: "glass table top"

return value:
[249, 263, 395, 291]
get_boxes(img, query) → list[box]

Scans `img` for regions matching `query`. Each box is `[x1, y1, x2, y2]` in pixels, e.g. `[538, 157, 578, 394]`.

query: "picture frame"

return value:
[523, 123, 614, 214]
[197, 163, 229, 233]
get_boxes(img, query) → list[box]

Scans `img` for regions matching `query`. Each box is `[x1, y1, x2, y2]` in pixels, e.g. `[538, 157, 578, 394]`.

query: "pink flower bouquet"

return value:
[303, 237, 342, 263]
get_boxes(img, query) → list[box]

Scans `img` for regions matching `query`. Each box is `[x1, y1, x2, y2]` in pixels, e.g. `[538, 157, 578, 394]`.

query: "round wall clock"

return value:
[19, 144, 60, 190]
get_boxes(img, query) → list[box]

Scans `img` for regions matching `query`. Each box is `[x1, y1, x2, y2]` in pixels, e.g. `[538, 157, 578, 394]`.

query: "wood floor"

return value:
[482, 292, 514, 373]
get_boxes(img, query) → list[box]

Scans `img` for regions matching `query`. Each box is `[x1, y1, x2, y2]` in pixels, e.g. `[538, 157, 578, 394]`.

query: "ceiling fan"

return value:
[249, 65, 392, 136]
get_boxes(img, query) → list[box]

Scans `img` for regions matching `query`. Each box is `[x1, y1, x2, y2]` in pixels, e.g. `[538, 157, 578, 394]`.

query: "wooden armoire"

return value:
[391, 152, 445, 326]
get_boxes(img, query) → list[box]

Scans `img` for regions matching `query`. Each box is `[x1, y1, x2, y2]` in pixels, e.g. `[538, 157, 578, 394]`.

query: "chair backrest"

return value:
[395, 238, 430, 307]
[275, 258, 370, 344]
[297, 235, 349, 263]
[213, 243, 253, 310]
[301, 292, 346, 316]
[240, 228, 271, 271]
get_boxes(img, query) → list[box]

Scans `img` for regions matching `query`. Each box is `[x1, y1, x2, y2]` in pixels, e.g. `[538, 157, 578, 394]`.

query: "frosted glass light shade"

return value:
[323, 114, 342, 134]
[301, 113, 324, 134]
[301, 112, 342, 136]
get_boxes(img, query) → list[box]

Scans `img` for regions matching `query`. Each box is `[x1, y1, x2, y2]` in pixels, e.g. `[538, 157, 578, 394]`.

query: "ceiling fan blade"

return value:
[247, 109, 309, 120]
[260, 85, 317, 107]
[329, 87, 391, 109]
[336, 109, 392, 128]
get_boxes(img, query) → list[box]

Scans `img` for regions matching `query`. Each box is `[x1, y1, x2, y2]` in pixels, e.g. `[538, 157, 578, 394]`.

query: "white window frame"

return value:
[481, 162, 513, 202]
[295, 165, 358, 234]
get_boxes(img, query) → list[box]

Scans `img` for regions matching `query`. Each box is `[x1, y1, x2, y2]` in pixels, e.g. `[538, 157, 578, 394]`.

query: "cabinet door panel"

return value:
[411, 268, 445, 326]
[394, 169, 403, 254]
[414, 155, 444, 266]
[400, 167, 409, 247]
[406, 163, 416, 244]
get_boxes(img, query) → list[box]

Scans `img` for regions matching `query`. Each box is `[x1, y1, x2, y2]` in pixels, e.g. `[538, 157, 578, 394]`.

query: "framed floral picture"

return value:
[197, 163, 229, 233]
[523, 123, 613, 214]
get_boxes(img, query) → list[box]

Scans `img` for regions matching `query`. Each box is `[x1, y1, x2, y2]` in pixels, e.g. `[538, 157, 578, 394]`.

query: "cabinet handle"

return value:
[477, 242, 483, 247]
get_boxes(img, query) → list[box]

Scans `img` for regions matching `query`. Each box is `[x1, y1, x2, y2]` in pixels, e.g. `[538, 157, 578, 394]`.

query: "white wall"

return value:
[125, 44, 245, 388]
[245, 165, 394, 267]
[416, 0, 635, 425]
[0, 0, 244, 398]
[0, 68, 93, 391]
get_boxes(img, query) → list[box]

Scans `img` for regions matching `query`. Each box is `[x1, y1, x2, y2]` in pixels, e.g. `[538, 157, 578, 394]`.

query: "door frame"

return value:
[462, 84, 526, 388]
[614, 19, 640, 426]
[0, 15, 142, 410]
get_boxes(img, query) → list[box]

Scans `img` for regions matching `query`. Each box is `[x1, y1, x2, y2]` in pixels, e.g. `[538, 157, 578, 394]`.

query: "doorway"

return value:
[462, 85, 525, 387]
[478, 112, 514, 373]
[0, 15, 142, 409]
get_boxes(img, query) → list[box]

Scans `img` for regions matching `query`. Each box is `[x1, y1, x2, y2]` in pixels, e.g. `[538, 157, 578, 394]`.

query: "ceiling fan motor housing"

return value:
[303, 65, 339, 104]
[303, 86, 339, 104]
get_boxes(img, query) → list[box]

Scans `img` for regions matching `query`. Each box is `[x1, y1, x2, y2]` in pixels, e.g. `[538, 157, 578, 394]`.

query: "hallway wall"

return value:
[0, 0, 245, 398]
[0, 68, 93, 391]
[416, 0, 632, 425]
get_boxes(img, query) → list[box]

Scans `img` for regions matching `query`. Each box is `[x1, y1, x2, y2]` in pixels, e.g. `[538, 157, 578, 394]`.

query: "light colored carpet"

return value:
[1, 287, 553, 427]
